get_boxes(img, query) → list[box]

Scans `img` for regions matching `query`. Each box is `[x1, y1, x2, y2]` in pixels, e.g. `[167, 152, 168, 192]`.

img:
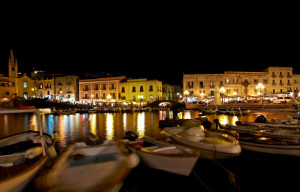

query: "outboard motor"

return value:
[125, 131, 138, 141]
[85, 132, 101, 146]
[255, 115, 267, 123]
[213, 119, 221, 130]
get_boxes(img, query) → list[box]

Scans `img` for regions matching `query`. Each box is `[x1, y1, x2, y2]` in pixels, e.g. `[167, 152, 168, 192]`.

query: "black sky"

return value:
[2, 20, 300, 85]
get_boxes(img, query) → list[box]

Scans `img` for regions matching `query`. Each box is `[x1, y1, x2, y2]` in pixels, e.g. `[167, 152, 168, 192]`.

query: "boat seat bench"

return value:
[0, 154, 25, 167]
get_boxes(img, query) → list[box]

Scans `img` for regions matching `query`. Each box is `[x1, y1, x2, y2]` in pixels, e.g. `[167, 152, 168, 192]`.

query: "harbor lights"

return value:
[184, 90, 189, 103]
[138, 95, 144, 107]
[220, 87, 226, 104]
[256, 83, 264, 104]
[233, 91, 237, 103]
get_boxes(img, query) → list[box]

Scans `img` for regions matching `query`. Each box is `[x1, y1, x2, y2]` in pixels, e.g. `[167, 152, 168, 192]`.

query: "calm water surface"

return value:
[0, 110, 299, 191]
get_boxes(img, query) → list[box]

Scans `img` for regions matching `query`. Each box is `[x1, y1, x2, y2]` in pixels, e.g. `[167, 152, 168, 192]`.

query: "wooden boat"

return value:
[161, 126, 241, 159]
[120, 135, 200, 176]
[199, 108, 218, 115]
[35, 140, 139, 192]
[0, 109, 57, 192]
[238, 120, 300, 130]
[159, 119, 201, 128]
[221, 122, 300, 156]
[217, 108, 251, 116]
[0, 131, 57, 192]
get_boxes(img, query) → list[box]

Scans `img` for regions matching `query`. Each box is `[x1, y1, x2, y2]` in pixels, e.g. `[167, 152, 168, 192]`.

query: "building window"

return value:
[121, 87, 125, 93]
[149, 85, 153, 92]
[132, 87, 136, 92]
[23, 81, 27, 88]
[102, 84, 106, 90]
[200, 81, 204, 88]
[225, 79, 229, 84]
[140, 86, 144, 92]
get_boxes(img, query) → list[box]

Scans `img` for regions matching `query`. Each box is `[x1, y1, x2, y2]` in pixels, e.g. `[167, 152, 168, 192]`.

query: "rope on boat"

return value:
[213, 160, 241, 192]
[192, 170, 214, 192]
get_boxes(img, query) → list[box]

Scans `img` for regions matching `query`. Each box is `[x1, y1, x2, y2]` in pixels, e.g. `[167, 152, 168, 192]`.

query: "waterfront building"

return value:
[17, 74, 35, 99]
[162, 84, 182, 101]
[79, 76, 126, 104]
[120, 78, 163, 105]
[36, 77, 55, 100]
[55, 75, 79, 102]
[183, 67, 300, 104]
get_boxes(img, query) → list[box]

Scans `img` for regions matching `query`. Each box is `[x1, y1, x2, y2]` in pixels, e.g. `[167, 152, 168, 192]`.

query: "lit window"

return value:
[23, 82, 27, 88]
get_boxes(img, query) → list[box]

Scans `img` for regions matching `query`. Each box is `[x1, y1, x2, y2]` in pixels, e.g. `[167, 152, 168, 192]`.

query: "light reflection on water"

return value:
[0, 110, 295, 148]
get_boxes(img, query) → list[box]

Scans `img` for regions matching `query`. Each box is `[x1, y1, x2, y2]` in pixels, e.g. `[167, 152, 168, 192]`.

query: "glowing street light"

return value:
[184, 90, 189, 103]
[220, 87, 226, 104]
[256, 83, 264, 104]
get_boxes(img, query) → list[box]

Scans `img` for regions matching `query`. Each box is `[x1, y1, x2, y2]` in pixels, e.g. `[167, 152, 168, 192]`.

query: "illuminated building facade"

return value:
[183, 67, 300, 104]
[36, 78, 55, 99]
[55, 75, 79, 102]
[79, 76, 126, 104]
[17, 74, 35, 99]
[120, 79, 163, 105]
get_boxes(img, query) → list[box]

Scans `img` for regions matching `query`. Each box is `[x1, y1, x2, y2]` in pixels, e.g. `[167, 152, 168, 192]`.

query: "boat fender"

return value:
[25, 147, 43, 159]
[125, 131, 138, 141]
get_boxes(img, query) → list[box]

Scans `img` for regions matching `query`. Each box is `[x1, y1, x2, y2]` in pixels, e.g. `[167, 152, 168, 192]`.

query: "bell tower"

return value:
[8, 49, 18, 93]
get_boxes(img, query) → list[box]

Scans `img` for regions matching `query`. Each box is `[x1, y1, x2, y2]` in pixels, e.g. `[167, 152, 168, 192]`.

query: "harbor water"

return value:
[0, 110, 299, 191]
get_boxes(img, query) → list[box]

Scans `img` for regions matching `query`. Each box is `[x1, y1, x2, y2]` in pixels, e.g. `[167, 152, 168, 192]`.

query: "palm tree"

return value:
[241, 79, 250, 97]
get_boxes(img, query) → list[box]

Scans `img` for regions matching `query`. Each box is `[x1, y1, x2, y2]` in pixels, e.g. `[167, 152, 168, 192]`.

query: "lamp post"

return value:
[220, 87, 226, 104]
[256, 83, 264, 104]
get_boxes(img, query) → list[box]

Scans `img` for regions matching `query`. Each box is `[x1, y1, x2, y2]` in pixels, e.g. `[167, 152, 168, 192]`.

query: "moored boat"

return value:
[0, 109, 57, 192]
[0, 131, 57, 192]
[161, 126, 241, 159]
[35, 139, 139, 192]
[120, 133, 200, 176]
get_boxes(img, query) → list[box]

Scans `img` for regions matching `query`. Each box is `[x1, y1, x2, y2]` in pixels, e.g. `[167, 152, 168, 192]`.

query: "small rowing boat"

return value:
[120, 132, 200, 176]
[161, 126, 241, 159]
[35, 139, 139, 192]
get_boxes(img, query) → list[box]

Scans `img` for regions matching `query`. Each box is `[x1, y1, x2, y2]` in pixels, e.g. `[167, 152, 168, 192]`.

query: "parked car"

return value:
[273, 96, 292, 104]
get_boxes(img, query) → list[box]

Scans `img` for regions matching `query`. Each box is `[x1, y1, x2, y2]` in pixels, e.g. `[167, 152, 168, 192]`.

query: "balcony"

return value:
[279, 75, 284, 78]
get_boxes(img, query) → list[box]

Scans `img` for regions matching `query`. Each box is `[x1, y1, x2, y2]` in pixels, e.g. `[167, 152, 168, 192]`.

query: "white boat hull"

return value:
[239, 141, 300, 156]
[137, 150, 198, 176]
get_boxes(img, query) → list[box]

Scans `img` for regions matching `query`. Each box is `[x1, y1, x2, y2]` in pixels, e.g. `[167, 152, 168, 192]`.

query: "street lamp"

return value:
[256, 83, 264, 104]
[220, 87, 226, 104]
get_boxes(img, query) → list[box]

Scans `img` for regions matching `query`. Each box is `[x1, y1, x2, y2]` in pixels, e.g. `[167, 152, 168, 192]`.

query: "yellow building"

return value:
[120, 79, 163, 105]
[55, 75, 79, 102]
[17, 74, 35, 99]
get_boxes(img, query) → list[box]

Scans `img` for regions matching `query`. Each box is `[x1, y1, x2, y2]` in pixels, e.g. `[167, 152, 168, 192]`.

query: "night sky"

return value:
[2, 25, 300, 85]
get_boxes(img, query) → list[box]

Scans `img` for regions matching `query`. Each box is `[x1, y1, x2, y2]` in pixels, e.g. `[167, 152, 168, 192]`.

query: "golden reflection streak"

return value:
[219, 115, 229, 126]
[58, 116, 67, 148]
[137, 112, 145, 138]
[90, 114, 96, 135]
[106, 114, 114, 140]
[123, 113, 127, 132]
[183, 111, 191, 119]
[231, 116, 239, 126]
[30, 115, 38, 131]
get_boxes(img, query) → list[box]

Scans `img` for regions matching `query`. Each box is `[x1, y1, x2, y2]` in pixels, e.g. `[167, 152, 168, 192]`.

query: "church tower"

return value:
[8, 49, 18, 93]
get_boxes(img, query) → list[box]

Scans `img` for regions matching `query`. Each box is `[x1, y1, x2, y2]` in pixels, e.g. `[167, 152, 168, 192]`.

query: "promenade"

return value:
[186, 103, 297, 112]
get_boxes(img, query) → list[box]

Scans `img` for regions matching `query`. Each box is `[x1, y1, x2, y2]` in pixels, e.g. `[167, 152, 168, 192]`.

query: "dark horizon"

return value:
[1, 44, 300, 85]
